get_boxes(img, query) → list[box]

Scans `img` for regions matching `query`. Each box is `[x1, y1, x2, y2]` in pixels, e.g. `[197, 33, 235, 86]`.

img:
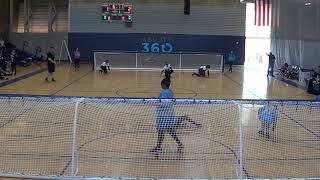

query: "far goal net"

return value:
[93, 51, 224, 72]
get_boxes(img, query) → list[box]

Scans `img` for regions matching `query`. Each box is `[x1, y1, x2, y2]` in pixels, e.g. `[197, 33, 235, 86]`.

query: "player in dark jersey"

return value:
[45, 47, 56, 82]
[192, 65, 211, 77]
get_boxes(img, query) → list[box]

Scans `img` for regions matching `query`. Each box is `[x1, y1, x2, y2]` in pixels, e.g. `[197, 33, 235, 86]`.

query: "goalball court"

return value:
[0, 96, 319, 179]
[0, 0, 320, 179]
[0, 63, 314, 99]
[0, 63, 319, 179]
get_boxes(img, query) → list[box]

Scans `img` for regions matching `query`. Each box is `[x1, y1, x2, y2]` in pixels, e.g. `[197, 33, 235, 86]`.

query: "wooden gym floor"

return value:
[0, 63, 319, 179]
[0, 63, 316, 100]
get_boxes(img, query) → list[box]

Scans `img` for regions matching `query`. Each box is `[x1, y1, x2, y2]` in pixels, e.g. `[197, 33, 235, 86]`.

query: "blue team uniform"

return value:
[156, 89, 176, 130]
[228, 54, 236, 63]
[258, 105, 278, 124]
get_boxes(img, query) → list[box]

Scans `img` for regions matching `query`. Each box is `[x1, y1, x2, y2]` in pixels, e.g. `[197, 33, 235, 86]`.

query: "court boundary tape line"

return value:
[0, 68, 47, 88]
[0, 93, 318, 102]
[115, 87, 198, 99]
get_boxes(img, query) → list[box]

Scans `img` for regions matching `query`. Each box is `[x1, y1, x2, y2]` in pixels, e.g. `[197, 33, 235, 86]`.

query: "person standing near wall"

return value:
[45, 47, 56, 82]
[10, 49, 17, 76]
[267, 52, 276, 77]
[73, 48, 80, 71]
[227, 51, 236, 73]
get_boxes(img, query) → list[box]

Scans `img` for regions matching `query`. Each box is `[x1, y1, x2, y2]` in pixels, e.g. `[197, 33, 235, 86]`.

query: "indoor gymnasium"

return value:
[0, 0, 319, 180]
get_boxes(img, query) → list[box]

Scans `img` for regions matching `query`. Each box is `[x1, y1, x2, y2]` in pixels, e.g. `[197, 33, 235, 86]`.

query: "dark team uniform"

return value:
[192, 65, 210, 77]
[161, 64, 174, 80]
[11, 52, 17, 75]
[47, 52, 55, 73]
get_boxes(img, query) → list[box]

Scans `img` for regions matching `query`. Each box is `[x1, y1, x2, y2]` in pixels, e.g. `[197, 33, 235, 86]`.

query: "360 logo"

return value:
[142, 42, 173, 53]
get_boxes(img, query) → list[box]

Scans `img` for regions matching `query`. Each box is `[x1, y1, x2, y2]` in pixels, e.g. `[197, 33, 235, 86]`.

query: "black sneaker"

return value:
[266, 132, 270, 139]
[150, 147, 161, 153]
[258, 130, 265, 136]
[45, 77, 48, 82]
[177, 144, 184, 153]
[52, 78, 56, 82]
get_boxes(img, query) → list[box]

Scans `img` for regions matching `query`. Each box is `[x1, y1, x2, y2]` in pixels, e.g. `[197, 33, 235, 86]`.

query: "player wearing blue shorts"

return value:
[151, 78, 183, 153]
[258, 105, 278, 138]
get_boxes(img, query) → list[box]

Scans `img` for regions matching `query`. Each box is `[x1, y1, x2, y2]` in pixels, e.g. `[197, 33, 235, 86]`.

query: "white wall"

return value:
[270, 0, 320, 69]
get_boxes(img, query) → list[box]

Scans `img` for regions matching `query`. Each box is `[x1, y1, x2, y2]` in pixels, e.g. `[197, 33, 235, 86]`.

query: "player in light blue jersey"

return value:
[258, 104, 278, 139]
[151, 78, 183, 154]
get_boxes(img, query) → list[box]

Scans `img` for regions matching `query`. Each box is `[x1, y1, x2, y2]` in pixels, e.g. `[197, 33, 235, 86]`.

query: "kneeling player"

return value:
[100, 60, 110, 73]
[192, 65, 210, 77]
[161, 61, 174, 80]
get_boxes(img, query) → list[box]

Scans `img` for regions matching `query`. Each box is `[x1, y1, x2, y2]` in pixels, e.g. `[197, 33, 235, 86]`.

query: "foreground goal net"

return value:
[0, 96, 319, 180]
[93, 51, 224, 72]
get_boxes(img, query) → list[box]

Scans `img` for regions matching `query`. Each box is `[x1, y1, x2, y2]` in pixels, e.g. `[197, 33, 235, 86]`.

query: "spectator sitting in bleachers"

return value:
[311, 69, 319, 79]
[0, 51, 8, 80]
[279, 63, 289, 77]
[279, 63, 299, 79]
[307, 69, 320, 95]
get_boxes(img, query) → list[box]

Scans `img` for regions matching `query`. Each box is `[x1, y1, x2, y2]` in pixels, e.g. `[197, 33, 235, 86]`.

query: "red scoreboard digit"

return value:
[102, 3, 133, 23]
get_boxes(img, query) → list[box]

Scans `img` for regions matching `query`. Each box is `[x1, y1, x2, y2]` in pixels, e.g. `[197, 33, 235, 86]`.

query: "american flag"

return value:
[254, 0, 280, 26]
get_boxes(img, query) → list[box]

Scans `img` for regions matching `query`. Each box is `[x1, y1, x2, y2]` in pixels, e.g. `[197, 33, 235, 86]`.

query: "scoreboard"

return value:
[102, 4, 133, 23]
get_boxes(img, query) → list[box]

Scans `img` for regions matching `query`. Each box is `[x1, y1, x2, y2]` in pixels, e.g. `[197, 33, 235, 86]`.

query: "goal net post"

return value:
[58, 40, 72, 64]
[93, 51, 224, 72]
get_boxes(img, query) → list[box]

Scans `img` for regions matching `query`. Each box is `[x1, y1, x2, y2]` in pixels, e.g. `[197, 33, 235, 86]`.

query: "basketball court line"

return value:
[59, 131, 251, 178]
[223, 74, 262, 99]
[0, 109, 31, 129]
[0, 68, 47, 88]
[279, 109, 320, 139]
[51, 70, 93, 95]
